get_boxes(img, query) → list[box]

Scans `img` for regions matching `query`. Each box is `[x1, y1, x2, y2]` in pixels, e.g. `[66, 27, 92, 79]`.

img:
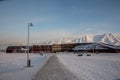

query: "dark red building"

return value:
[31, 45, 52, 53]
[6, 46, 27, 53]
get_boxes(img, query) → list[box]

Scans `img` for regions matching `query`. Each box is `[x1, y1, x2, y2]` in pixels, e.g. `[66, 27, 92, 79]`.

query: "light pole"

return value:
[27, 22, 33, 67]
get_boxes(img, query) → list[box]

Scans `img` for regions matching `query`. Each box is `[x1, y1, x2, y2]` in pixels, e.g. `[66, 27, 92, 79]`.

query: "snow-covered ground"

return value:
[1, 52, 120, 80]
[58, 53, 120, 80]
[0, 53, 51, 80]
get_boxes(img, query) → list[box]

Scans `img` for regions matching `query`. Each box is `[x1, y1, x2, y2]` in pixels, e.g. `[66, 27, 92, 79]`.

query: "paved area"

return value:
[33, 55, 79, 80]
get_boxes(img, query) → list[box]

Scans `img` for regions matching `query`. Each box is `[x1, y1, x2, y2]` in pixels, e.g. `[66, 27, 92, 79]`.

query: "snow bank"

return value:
[0, 53, 51, 80]
[58, 53, 120, 80]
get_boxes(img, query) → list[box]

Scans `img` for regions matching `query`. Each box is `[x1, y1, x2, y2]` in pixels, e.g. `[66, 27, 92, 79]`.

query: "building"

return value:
[6, 43, 120, 53]
[6, 46, 28, 53]
[61, 43, 81, 52]
[51, 43, 81, 52]
[31, 45, 52, 53]
[52, 44, 62, 52]
[73, 43, 120, 53]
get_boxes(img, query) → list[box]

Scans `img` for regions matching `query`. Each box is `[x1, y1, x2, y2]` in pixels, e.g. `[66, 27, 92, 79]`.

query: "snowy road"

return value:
[33, 55, 79, 80]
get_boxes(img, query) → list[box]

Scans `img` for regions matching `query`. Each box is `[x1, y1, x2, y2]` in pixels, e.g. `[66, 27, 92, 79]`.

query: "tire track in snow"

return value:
[33, 55, 79, 80]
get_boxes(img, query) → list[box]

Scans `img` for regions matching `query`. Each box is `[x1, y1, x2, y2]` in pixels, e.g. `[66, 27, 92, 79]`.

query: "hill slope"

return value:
[44, 33, 120, 46]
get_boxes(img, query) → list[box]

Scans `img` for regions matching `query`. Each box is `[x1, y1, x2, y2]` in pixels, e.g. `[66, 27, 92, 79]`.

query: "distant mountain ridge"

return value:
[43, 33, 120, 46]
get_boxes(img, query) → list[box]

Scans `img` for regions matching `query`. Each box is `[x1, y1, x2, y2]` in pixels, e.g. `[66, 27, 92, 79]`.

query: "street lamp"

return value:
[27, 22, 33, 67]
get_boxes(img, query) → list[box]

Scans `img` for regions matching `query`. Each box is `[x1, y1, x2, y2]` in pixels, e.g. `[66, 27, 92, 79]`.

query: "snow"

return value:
[1, 52, 120, 80]
[33, 55, 79, 80]
[73, 43, 109, 50]
[100, 43, 120, 49]
[45, 33, 120, 46]
[73, 43, 120, 50]
[58, 53, 120, 80]
[0, 53, 51, 80]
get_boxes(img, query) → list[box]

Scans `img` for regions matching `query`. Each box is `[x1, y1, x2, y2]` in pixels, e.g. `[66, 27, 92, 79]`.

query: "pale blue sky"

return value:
[0, 0, 120, 45]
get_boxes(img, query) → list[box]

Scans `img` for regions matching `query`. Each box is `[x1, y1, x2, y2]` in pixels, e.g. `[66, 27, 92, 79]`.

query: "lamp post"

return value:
[27, 22, 33, 67]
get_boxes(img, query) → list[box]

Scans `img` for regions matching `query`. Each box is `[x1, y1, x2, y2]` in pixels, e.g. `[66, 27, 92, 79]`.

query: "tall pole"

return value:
[27, 23, 30, 67]
[27, 22, 33, 67]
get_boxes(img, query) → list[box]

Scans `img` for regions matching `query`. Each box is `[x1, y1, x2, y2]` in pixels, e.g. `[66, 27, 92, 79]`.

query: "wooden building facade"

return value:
[6, 46, 27, 53]
[31, 45, 52, 53]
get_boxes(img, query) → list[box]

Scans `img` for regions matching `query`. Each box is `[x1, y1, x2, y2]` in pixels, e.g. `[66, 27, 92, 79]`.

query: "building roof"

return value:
[73, 43, 120, 50]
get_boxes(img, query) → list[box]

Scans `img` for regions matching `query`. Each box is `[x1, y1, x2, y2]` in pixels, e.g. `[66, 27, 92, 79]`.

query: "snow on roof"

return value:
[73, 43, 120, 50]
[100, 43, 120, 49]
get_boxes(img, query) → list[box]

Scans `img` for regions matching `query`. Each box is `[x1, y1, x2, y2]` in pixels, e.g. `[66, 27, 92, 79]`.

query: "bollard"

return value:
[27, 59, 31, 67]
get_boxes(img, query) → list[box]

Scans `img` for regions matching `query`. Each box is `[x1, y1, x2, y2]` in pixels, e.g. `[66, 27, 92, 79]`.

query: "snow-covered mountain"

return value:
[43, 33, 120, 46]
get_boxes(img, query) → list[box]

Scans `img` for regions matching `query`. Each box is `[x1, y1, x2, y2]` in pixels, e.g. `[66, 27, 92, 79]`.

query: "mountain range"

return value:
[43, 33, 120, 46]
